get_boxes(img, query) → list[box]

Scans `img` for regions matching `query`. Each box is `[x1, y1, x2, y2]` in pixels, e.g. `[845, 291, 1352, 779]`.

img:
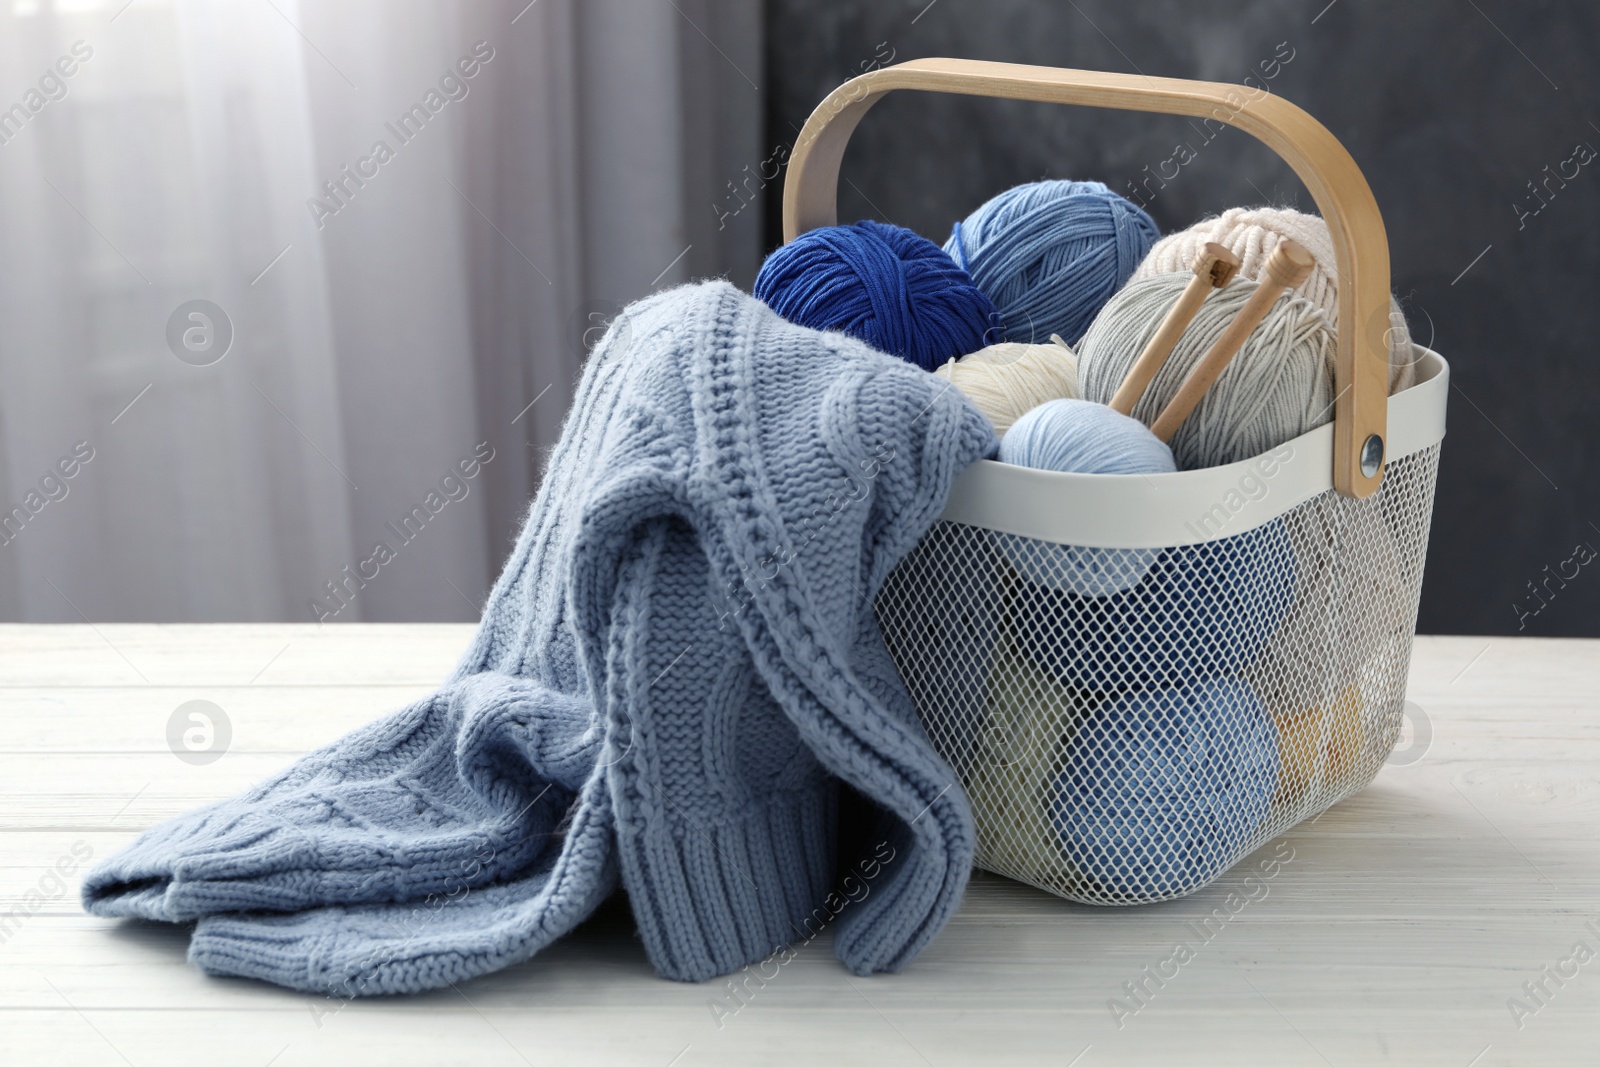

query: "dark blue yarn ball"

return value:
[754, 220, 1001, 371]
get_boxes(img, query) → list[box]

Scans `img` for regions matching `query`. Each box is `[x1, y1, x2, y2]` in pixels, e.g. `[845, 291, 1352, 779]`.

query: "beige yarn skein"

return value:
[1132, 206, 1417, 394]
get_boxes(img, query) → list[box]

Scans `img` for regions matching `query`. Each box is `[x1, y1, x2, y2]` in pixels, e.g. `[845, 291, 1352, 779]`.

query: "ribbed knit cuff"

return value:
[81, 790, 565, 924]
[187, 857, 620, 998]
[186, 860, 619, 998]
[618, 783, 837, 983]
[82, 803, 334, 921]
[187, 774, 619, 996]
[84, 678, 597, 926]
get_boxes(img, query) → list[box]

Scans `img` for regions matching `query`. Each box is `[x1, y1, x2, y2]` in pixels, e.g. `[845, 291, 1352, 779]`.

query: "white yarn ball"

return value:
[933, 337, 1079, 435]
[1132, 206, 1417, 394]
[1078, 274, 1335, 471]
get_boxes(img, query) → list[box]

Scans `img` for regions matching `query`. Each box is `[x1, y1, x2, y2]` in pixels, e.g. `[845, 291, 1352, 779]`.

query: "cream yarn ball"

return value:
[933, 336, 1079, 435]
[1132, 206, 1417, 394]
[964, 633, 1087, 896]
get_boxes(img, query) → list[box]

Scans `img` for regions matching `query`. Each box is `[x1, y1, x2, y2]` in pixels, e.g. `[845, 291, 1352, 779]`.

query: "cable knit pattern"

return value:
[82, 281, 995, 993]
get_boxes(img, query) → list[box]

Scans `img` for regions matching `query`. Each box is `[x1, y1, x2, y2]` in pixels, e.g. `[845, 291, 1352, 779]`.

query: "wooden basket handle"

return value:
[781, 58, 1392, 498]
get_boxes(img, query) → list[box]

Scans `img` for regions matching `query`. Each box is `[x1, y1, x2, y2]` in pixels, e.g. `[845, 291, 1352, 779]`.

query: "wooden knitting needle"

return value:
[1108, 242, 1240, 416]
[1149, 238, 1316, 443]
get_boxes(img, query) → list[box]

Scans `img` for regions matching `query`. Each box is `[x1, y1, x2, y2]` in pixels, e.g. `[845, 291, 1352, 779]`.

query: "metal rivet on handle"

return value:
[1361, 434, 1384, 478]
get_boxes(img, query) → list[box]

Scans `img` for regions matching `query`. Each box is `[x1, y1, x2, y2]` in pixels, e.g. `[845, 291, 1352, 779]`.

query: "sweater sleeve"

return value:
[571, 514, 839, 983]
[689, 306, 999, 977]
[82, 673, 599, 925]
[181, 765, 617, 996]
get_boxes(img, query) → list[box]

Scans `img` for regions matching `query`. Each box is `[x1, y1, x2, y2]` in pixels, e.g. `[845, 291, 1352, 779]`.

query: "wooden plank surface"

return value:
[2, 625, 1597, 1066]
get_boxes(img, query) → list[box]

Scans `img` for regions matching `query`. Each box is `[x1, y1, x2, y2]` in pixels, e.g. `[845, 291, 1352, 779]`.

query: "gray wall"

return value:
[764, 0, 1600, 637]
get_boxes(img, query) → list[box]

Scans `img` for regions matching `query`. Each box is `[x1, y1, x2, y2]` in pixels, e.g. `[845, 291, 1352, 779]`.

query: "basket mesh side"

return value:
[875, 444, 1440, 905]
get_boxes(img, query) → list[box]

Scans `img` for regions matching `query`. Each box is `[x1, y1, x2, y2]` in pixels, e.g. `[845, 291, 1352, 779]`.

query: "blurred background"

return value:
[1, 0, 1595, 636]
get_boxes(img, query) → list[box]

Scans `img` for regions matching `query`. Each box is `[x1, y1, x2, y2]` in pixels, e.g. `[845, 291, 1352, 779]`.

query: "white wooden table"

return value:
[3, 625, 1597, 1066]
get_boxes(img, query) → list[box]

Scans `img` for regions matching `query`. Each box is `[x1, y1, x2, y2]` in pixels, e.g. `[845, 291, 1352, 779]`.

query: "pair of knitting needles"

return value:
[1109, 238, 1316, 441]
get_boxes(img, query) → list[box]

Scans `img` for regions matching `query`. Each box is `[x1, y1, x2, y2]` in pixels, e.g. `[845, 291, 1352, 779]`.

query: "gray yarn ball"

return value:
[1077, 274, 1335, 470]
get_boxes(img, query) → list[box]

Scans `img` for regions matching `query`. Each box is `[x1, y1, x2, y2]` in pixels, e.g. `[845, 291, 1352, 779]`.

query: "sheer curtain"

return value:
[0, 0, 763, 622]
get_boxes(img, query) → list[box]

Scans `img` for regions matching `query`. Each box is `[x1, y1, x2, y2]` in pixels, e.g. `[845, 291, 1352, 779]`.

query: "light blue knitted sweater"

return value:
[83, 281, 996, 994]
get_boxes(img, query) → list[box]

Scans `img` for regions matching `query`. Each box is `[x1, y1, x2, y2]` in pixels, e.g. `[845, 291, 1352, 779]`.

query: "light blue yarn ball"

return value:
[996, 399, 1175, 596]
[945, 180, 1160, 346]
[1000, 398, 1176, 475]
[1049, 676, 1278, 900]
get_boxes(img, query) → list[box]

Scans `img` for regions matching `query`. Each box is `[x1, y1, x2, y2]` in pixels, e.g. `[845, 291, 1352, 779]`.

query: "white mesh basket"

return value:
[875, 361, 1444, 903]
[784, 59, 1447, 904]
